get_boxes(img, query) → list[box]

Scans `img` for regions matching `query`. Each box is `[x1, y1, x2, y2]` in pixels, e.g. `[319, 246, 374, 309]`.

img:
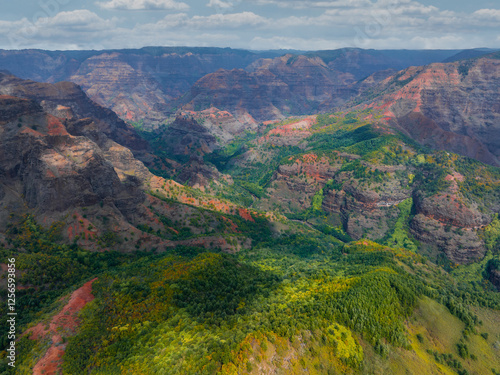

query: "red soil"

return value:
[67, 212, 98, 242]
[258, 116, 316, 143]
[238, 208, 255, 222]
[47, 115, 70, 136]
[28, 278, 97, 375]
[222, 216, 240, 232]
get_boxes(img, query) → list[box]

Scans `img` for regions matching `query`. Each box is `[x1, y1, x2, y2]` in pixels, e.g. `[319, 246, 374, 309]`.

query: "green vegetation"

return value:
[385, 198, 418, 251]
[4, 108, 500, 374]
[481, 215, 500, 253]
[53, 235, 500, 374]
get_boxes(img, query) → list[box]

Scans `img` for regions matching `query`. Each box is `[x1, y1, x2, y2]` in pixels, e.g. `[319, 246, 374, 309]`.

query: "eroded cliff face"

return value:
[0, 96, 145, 232]
[181, 55, 361, 122]
[69, 53, 172, 125]
[0, 72, 149, 154]
[176, 49, 471, 124]
[355, 56, 500, 166]
[0, 48, 480, 129]
[0, 76, 258, 254]
[0, 75, 155, 252]
[0, 48, 262, 126]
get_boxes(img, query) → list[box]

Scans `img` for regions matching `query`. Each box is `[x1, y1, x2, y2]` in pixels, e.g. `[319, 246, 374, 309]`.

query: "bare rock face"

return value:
[487, 266, 500, 291]
[0, 72, 149, 154]
[356, 55, 500, 166]
[69, 53, 172, 125]
[410, 214, 486, 264]
[181, 55, 359, 122]
[413, 191, 489, 229]
[0, 75, 157, 249]
[176, 155, 221, 188]
[159, 116, 217, 157]
[490, 269, 500, 290]
[324, 168, 411, 240]
[153, 116, 221, 186]
[0, 96, 145, 218]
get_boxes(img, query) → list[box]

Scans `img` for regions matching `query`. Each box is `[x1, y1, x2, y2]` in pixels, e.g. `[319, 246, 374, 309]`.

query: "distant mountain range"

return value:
[0, 47, 496, 127]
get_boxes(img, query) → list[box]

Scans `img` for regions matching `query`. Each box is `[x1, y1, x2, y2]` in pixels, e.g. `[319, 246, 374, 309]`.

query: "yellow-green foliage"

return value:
[7, 212, 500, 375]
[312, 189, 324, 211]
[386, 198, 418, 252]
[408, 173, 415, 184]
[324, 323, 363, 365]
[480, 214, 500, 252]
[416, 154, 426, 164]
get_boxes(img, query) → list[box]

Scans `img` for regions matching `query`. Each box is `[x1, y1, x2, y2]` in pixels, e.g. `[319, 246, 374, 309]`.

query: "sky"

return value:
[0, 0, 499, 51]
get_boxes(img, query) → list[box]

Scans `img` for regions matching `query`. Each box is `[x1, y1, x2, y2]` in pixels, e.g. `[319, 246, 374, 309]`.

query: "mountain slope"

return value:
[350, 55, 500, 166]
[0, 73, 266, 254]
[0, 47, 479, 127]
[205, 112, 500, 265]
[0, 59, 499, 375]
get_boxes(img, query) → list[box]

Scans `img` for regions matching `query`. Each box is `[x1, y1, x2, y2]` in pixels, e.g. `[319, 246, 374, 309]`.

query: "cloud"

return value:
[251, 0, 372, 9]
[96, 0, 189, 11]
[156, 11, 268, 28]
[472, 9, 500, 21]
[207, 0, 234, 9]
[191, 12, 267, 27]
[2, 10, 118, 49]
[0, 0, 499, 51]
[39, 9, 116, 30]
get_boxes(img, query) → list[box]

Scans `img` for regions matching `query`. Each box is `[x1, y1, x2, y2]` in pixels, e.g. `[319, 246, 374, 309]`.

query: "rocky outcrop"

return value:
[0, 72, 149, 154]
[0, 47, 473, 127]
[485, 259, 500, 290]
[180, 107, 258, 143]
[413, 191, 489, 229]
[175, 155, 221, 188]
[489, 269, 500, 290]
[355, 56, 500, 166]
[323, 168, 411, 240]
[152, 116, 221, 186]
[410, 214, 486, 264]
[158, 116, 217, 157]
[0, 96, 145, 216]
[180, 55, 358, 122]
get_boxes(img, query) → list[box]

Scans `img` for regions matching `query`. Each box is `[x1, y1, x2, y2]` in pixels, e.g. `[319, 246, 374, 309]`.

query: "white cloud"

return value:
[96, 0, 189, 11]
[207, 0, 234, 9]
[472, 9, 500, 21]
[251, 0, 372, 9]
[0, 0, 499, 51]
[155, 12, 268, 28]
[39, 9, 116, 30]
[1, 10, 118, 49]
[191, 12, 267, 27]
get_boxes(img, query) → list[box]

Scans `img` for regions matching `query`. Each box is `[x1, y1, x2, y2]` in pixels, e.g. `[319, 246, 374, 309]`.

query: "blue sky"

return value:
[0, 0, 499, 50]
